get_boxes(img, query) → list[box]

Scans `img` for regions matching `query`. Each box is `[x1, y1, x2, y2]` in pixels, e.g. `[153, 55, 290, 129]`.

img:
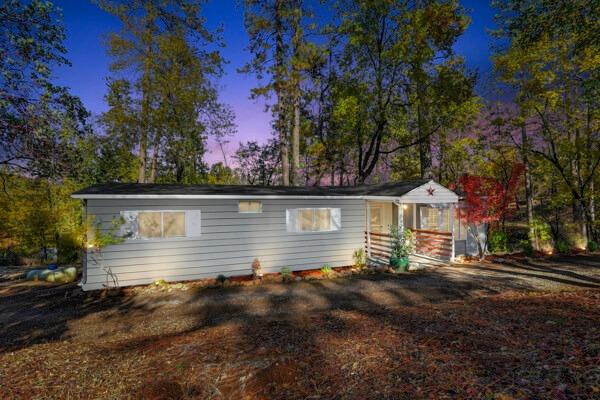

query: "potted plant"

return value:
[389, 226, 414, 272]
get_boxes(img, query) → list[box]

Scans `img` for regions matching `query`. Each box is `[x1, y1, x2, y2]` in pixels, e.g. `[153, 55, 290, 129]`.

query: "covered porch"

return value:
[364, 182, 465, 265]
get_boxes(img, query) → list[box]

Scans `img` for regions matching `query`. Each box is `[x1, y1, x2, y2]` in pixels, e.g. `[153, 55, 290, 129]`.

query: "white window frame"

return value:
[238, 200, 262, 213]
[370, 206, 383, 232]
[120, 210, 201, 241]
[286, 207, 341, 233]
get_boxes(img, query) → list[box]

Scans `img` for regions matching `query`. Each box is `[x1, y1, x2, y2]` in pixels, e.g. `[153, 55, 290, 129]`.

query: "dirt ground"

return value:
[1, 255, 599, 399]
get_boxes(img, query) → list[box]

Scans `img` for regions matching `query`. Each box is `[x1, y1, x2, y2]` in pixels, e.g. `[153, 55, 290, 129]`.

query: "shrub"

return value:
[488, 230, 509, 253]
[320, 264, 333, 277]
[520, 240, 534, 257]
[389, 226, 413, 271]
[587, 241, 599, 252]
[0, 247, 19, 266]
[281, 267, 293, 282]
[353, 248, 366, 268]
[555, 240, 570, 254]
[216, 274, 227, 284]
[57, 233, 81, 264]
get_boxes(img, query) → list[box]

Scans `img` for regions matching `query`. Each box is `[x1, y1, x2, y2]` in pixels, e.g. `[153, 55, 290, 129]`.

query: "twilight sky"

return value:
[53, 0, 497, 164]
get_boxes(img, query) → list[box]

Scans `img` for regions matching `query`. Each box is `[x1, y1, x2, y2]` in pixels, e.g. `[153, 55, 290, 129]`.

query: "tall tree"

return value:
[242, 0, 315, 185]
[0, 0, 89, 180]
[334, 0, 474, 183]
[493, 0, 600, 242]
[98, 0, 233, 184]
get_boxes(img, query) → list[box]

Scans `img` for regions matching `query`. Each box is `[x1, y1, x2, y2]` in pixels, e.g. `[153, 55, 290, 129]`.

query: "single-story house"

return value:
[72, 179, 478, 290]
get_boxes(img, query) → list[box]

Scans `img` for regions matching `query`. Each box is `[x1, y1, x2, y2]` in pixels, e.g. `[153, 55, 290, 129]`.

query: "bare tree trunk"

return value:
[291, 96, 300, 185]
[416, 80, 432, 179]
[290, 4, 302, 187]
[521, 124, 537, 249]
[138, 130, 147, 183]
[274, 0, 289, 186]
[148, 140, 159, 183]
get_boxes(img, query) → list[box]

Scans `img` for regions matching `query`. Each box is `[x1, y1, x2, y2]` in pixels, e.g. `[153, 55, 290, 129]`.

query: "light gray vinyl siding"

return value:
[454, 240, 466, 256]
[83, 198, 366, 290]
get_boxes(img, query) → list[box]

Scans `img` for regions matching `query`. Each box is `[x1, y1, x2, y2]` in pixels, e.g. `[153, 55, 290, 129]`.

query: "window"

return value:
[453, 213, 468, 240]
[287, 208, 341, 233]
[420, 206, 450, 232]
[369, 206, 383, 232]
[138, 212, 162, 238]
[239, 201, 262, 213]
[163, 212, 185, 237]
[121, 210, 201, 240]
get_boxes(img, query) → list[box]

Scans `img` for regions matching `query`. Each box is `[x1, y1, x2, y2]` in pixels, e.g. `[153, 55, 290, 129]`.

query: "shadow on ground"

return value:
[1, 254, 599, 399]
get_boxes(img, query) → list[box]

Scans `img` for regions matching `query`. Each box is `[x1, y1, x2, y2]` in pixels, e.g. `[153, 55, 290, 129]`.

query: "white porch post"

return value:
[366, 201, 372, 259]
[413, 203, 417, 229]
[450, 203, 456, 262]
[398, 203, 404, 231]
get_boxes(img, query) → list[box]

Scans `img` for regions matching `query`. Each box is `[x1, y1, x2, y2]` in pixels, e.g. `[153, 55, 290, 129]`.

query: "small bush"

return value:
[353, 248, 366, 268]
[216, 274, 227, 284]
[0, 247, 19, 266]
[57, 234, 81, 264]
[520, 240, 534, 257]
[320, 264, 333, 277]
[488, 231, 509, 253]
[555, 240, 570, 254]
[587, 241, 599, 252]
[154, 279, 167, 286]
[281, 267, 293, 282]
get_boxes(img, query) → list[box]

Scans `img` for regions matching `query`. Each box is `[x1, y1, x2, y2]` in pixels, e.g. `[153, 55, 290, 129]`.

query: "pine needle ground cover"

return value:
[1, 256, 599, 399]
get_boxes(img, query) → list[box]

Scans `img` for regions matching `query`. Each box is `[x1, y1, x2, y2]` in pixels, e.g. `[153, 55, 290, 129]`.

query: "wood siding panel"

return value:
[83, 198, 366, 290]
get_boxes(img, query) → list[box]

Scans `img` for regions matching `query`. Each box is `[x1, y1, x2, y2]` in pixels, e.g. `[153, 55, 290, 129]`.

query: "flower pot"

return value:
[398, 257, 410, 272]
[390, 255, 409, 272]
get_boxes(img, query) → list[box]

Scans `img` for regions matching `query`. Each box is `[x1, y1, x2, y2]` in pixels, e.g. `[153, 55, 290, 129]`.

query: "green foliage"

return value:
[98, 0, 234, 184]
[216, 274, 227, 284]
[87, 217, 125, 250]
[488, 231, 509, 253]
[555, 240, 570, 255]
[587, 241, 599, 252]
[0, 175, 84, 262]
[1, 0, 90, 180]
[57, 233, 81, 264]
[389, 226, 414, 260]
[0, 248, 20, 267]
[280, 267, 293, 282]
[520, 240, 534, 257]
[320, 264, 333, 277]
[352, 248, 366, 268]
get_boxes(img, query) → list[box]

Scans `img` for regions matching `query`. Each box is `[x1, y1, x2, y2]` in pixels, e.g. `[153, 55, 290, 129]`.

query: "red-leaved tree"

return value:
[457, 165, 523, 258]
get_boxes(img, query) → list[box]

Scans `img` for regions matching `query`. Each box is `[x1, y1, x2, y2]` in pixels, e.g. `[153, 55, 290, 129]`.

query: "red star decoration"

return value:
[426, 186, 435, 196]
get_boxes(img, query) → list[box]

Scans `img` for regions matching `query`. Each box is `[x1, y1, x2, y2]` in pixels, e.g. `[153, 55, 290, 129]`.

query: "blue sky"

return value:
[53, 0, 498, 164]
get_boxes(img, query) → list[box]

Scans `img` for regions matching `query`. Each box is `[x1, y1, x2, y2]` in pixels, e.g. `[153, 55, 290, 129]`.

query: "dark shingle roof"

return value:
[72, 180, 432, 198]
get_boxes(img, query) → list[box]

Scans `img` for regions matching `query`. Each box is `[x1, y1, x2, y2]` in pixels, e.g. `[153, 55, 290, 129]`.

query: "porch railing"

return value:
[364, 231, 393, 260]
[365, 228, 453, 262]
[412, 229, 453, 259]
